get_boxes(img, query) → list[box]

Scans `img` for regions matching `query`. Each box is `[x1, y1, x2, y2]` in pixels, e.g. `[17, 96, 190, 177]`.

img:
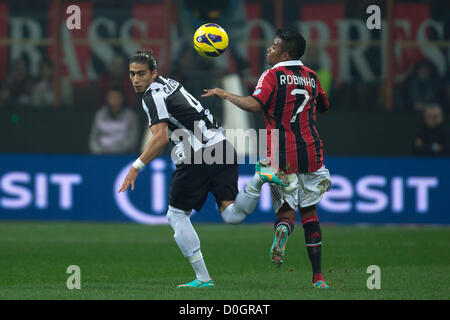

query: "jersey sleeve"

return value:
[142, 90, 170, 127]
[315, 77, 330, 113]
[251, 70, 276, 109]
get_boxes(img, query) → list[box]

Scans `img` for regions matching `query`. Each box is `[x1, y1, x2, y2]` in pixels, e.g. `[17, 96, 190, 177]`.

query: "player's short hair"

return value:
[129, 49, 158, 72]
[275, 28, 306, 60]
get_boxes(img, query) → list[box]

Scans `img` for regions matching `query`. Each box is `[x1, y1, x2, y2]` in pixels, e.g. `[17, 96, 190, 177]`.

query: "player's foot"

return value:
[255, 161, 288, 187]
[270, 225, 289, 268]
[177, 279, 215, 288]
[313, 280, 329, 289]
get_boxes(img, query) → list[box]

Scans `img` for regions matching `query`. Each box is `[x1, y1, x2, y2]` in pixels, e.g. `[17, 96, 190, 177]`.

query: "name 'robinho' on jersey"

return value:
[141, 76, 225, 152]
[251, 60, 330, 174]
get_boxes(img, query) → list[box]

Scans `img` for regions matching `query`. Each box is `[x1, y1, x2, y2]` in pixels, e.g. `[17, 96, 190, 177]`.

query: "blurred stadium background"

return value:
[0, 0, 449, 300]
[1, 0, 449, 224]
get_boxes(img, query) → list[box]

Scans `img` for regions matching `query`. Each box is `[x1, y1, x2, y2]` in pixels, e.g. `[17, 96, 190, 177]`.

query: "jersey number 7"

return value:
[290, 89, 310, 123]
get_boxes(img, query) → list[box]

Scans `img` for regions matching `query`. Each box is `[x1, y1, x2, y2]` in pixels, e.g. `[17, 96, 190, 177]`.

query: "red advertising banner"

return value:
[0, 1, 444, 88]
[245, 2, 262, 78]
[48, 2, 93, 84]
[394, 3, 430, 79]
[301, 4, 345, 81]
[132, 4, 166, 68]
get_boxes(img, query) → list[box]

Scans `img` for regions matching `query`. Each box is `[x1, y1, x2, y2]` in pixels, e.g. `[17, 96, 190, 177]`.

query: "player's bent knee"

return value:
[276, 202, 296, 220]
[222, 216, 243, 225]
[221, 203, 246, 225]
[219, 200, 235, 213]
[166, 205, 190, 227]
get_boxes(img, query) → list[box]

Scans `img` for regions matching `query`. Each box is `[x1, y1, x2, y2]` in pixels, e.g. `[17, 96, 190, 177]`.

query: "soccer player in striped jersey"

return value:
[117, 49, 286, 288]
[202, 29, 331, 289]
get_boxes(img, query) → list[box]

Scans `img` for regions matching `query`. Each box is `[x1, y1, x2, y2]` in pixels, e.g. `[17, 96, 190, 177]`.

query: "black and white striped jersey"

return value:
[141, 76, 225, 153]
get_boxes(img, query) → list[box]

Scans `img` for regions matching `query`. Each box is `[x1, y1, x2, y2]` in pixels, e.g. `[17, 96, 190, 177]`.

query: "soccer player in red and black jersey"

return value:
[202, 28, 331, 289]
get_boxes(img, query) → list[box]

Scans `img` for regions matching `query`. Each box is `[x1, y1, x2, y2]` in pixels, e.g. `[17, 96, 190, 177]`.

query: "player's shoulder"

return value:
[144, 76, 180, 99]
[256, 67, 279, 87]
[258, 68, 273, 78]
[142, 80, 161, 99]
[149, 76, 172, 93]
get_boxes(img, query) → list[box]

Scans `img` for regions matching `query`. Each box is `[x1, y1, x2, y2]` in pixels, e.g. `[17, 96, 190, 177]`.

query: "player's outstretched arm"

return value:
[202, 88, 261, 113]
[118, 122, 169, 193]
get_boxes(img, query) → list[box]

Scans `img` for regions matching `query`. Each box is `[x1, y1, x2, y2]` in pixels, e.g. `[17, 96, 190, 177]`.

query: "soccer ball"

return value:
[193, 23, 229, 58]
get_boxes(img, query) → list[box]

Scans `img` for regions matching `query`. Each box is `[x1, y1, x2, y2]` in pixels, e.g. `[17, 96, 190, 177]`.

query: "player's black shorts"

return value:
[169, 139, 238, 212]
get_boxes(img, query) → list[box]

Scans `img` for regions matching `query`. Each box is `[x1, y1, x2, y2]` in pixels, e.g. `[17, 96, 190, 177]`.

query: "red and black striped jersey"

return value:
[251, 60, 329, 174]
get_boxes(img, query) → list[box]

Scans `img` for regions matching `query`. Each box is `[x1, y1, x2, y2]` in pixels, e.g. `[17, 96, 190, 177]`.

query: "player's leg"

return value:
[213, 141, 264, 224]
[219, 168, 282, 224]
[255, 160, 289, 187]
[215, 161, 254, 225]
[166, 205, 214, 288]
[220, 160, 289, 225]
[297, 166, 331, 288]
[168, 164, 214, 288]
[299, 204, 327, 288]
[219, 181, 259, 225]
[270, 202, 296, 267]
[268, 178, 299, 267]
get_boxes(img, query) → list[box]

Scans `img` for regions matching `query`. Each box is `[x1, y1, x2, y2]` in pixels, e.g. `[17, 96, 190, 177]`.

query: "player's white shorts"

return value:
[270, 165, 331, 213]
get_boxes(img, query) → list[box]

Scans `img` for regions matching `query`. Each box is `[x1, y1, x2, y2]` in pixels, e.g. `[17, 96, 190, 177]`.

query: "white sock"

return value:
[247, 172, 264, 193]
[167, 206, 211, 281]
[221, 203, 247, 225]
[221, 173, 263, 224]
[189, 251, 210, 282]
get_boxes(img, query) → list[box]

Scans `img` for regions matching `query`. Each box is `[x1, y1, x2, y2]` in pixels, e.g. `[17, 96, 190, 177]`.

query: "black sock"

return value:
[302, 216, 323, 280]
[274, 217, 295, 235]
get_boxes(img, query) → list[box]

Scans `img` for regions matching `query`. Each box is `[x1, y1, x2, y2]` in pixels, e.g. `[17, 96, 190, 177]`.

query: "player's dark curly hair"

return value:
[129, 49, 158, 71]
[276, 28, 306, 60]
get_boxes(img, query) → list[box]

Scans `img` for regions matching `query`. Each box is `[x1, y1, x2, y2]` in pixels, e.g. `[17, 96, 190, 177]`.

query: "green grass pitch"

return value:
[0, 221, 448, 300]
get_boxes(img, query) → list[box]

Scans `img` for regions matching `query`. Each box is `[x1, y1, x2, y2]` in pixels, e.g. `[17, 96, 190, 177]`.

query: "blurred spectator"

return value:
[89, 86, 139, 155]
[95, 54, 137, 109]
[402, 60, 442, 112]
[3, 58, 33, 106]
[31, 59, 73, 107]
[412, 104, 450, 156]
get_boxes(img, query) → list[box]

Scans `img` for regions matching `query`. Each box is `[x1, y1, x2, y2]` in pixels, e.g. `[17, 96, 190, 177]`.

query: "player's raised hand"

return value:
[202, 88, 226, 99]
[118, 167, 139, 192]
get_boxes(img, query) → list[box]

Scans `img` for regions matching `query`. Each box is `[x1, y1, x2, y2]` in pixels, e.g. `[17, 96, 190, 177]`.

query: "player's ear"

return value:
[151, 69, 158, 81]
